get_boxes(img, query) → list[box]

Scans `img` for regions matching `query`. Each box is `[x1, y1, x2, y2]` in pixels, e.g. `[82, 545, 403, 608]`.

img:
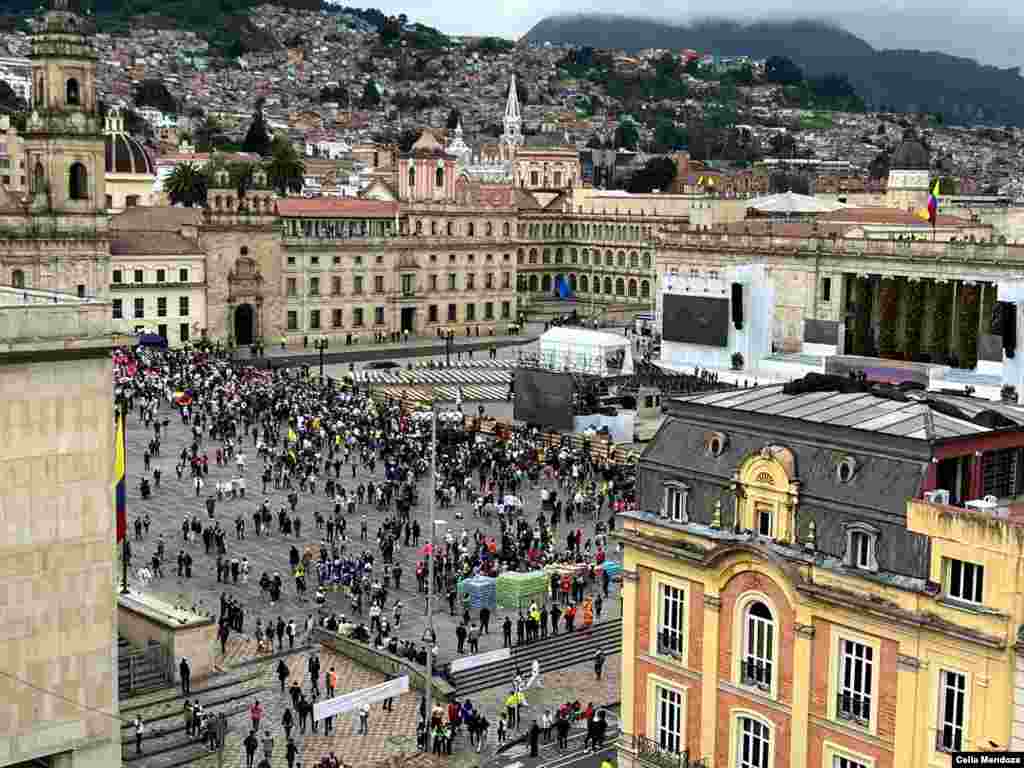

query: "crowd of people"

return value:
[114, 343, 637, 763]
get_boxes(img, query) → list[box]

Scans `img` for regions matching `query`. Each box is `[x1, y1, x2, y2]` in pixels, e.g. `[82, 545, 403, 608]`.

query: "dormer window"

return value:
[836, 456, 858, 484]
[843, 523, 879, 572]
[662, 482, 688, 523]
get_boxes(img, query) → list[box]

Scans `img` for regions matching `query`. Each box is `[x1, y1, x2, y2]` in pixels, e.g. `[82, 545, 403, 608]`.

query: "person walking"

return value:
[243, 730, 259, 768]
[282, 707, 294, 741]
[179, 657, 191, 695]
[594, 648, 606, 680]
[529, 719, 541, 757]
[285, 737, 299, 768]
[134, 714, 145, 754]
[358, 703, 370, 735]
[250, 699, 263, 732]
[261, 730, 274, 764]
[277, 659, 289, 692]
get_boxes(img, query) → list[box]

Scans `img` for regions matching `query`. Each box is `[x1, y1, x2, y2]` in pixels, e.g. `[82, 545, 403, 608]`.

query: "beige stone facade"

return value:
[0, 286, 121, 768]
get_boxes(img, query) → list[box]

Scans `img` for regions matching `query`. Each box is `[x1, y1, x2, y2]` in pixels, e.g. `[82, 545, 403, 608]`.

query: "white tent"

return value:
[538, 327, 634, 377]
[749, 191, 846, 215]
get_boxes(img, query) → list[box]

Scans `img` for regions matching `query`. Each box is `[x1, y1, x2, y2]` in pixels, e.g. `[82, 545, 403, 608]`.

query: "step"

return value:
[121, 704, 248, 746]
[120, 670, 264, 716]
[121, 677, 266, 730]
[122, 708, 247, 764]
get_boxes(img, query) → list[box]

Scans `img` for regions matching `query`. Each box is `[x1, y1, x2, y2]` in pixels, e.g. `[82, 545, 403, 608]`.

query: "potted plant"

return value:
[731, 352, 745, 371]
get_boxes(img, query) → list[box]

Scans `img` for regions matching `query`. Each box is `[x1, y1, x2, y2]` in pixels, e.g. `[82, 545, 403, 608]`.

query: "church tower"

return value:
[500, 76, 523, 162]
[23, 0, 107, 216]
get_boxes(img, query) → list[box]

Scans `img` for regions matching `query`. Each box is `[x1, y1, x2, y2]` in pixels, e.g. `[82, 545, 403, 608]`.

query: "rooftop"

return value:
[674, 374, 1024, 440]
[277, 198, 399, 218]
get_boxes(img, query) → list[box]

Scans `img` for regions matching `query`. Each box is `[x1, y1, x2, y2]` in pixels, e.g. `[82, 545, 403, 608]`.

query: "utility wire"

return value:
[0, 668, 130, 724]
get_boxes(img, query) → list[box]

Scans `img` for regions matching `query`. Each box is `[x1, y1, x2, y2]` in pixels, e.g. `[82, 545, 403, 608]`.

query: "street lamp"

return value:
[314, 335, 329, 381]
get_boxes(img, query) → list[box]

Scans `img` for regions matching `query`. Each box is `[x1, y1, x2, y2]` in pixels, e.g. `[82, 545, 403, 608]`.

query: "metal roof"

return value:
[675, 384, 1009, 440]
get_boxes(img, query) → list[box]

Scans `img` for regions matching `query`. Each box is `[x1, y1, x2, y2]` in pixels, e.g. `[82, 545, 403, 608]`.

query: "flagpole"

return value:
[120, 404, 131, 595]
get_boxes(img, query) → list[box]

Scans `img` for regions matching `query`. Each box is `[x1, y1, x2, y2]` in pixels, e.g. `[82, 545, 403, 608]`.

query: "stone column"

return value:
[895, 654, 924, 767]
[700, 593, 721, 763]
[618, 567, 639, 767]
[790, 622, 815, 768]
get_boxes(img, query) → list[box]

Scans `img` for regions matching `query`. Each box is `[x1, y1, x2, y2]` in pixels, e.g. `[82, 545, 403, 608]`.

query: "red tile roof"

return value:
[277, 198, 399, 218]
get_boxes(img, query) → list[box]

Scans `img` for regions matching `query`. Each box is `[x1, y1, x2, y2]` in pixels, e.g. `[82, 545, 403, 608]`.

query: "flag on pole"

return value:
[115, 413, 127, 542]
[287, 427, 298, 443]
[927, 179, 940, 226]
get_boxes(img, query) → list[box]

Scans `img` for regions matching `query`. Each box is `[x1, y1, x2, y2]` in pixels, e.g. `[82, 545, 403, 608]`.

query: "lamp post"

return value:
[314, 335, 329, 381]
[119, 400, 131, 595]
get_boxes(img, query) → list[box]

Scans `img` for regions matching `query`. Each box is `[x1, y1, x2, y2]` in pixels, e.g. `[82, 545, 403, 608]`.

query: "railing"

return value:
[739, 658, 772, 691]
[121, 641, 170, 694]
[634, 735, 707, 768]
[657, 629, 683, 658]
[836, 692, 871, 726]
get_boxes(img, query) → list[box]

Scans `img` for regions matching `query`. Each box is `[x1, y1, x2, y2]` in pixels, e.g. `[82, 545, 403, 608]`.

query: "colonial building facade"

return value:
[618, 376, 1024, 768]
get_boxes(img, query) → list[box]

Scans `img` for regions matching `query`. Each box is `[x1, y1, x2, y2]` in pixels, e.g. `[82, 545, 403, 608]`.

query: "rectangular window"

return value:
[332, 308, 343, 328]
[945, 558, 984, 604]
[448, 273, 457, 291]
[134, 269, 144, 284]
[113, 269, 122, 284]
[665, 485, 687, 523]
[77, 284, 85, 298]
[448, 304, 457, 322]
[485, 302, 494, 320]
[156, 268, 166, 283]
[738, 718, 770, 768]
[179, 297, 189, 317]
[486, 272, 495, 289]
[756, 504, 773, 537]
[287, 278, 297, 296]
[332, 277, 342, 295]
[133, 297, 144, 319]
[112, 299, 123, 319]
[375, 306, 385, 325]
[833, 757, 868, 768]
[657, 583, 684, 655]
[287, 255, 296, 266]
[353, 308, 364, 327]
[837, 639, 873, 726]
[743, 607, 774, 689]
[530, 171, 538, 186]
[983, 448, 1020, 498]
[503, 272, 511, 289]
[310, 310, 321, 330]
[287, 311, 298, 330]
[938, 670, 967, 752]
[428, 305, 438, 323]
[375, 275, 385, 294]
[310, 277, 320, 296]
[311, 255, 320, 266]
[466, 304, 476, 321]
[467, 273, 476, 290]
[554, 171, 562, 187]
[502, 301, 511, 319]
[401, 274, 415, 296]
[430, 275, 439, 292]
[851, 531, 872, 569]
[822, 277, 832, 303]
[157, 297, 167, 317]
[179, 323, 189, 342]
[655, 685, 682, 754]
[354, 276, 364, 294]
[157, 324, 167, 339]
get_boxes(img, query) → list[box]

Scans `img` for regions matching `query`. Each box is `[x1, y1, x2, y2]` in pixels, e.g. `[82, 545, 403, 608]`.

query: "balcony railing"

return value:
[836, 692, 871, 726]
[657, 629, 683, 658]
[634, 735, 706, 768]
[739, 658, 772, 691]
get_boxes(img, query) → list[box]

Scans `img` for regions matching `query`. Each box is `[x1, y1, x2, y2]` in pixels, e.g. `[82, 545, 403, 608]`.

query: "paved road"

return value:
[490, 740, 617, 768]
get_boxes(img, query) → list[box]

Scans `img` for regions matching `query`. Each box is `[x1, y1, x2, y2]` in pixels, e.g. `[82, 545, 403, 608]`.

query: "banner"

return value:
[313, 676, 409, 721]
[449, 647, 511, 675]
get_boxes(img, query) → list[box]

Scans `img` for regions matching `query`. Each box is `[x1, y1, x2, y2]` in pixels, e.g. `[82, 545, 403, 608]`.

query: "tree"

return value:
[266, 136, 305, 196]
[194, 115, 224, 152]
[242, 100, 271, 157]
[134, 79, 177, 114]
[446, 108, 461, 130]
[614, 118, 639, 150]
[628, 157, 677, 193]
[0, 81, 25, 113]
[360, 80, 382, 109]
[768, 132, 797, 157]
[654, 117, 687, 152]
[868, 150, 891, 180]
[764, 56, 803, 85]
[165, 162, 207, 207]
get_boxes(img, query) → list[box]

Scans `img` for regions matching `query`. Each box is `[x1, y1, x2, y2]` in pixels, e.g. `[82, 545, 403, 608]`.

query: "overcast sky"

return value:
[358, 0, 1023, 69]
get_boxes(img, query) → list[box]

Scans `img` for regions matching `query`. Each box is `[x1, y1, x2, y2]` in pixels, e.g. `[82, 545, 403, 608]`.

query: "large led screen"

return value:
[513, 369, 575, 431]
[662, 294, 730, 347]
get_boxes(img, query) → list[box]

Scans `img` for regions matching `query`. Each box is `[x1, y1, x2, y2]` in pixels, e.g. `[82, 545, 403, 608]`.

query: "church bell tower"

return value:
[23, 0, 106, 215]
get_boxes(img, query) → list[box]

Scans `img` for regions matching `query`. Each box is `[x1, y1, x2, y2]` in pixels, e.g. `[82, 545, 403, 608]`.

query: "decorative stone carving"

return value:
[795, 623, 815, 638]
[703, 594, 721, 611]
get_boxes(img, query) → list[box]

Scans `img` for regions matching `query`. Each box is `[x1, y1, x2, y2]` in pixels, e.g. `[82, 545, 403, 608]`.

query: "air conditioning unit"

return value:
[924, 489, 950, 505]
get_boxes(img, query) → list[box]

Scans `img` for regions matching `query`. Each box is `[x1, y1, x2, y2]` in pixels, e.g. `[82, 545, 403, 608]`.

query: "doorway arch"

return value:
[235, 303, 255, 346]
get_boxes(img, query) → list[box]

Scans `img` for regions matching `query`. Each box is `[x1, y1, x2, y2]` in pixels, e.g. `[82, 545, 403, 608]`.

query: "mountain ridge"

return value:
[524, 14, 1024, 125]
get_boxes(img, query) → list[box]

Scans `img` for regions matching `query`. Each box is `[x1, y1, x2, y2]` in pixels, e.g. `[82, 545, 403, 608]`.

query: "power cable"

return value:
[0, 668, 130, 724]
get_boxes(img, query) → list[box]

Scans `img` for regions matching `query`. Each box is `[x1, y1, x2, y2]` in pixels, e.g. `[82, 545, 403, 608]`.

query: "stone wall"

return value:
[117, 598, 217, 683]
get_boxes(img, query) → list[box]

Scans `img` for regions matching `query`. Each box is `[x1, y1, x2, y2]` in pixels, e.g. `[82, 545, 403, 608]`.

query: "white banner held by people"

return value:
[448, 647, 511, 675]
[313, 675, 410, 721]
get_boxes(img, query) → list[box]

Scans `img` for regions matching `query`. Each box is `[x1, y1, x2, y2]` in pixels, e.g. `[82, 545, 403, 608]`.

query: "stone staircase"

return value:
[118, 636, 169, 699]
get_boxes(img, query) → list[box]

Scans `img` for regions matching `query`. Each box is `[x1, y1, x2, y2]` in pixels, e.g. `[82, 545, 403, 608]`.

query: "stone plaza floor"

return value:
[121, 381, 623, 766]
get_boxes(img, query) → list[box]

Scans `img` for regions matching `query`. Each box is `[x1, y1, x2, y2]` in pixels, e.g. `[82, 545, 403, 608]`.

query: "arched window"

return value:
[641, 280, 651, 298]
[617, 251, 626, 268]
[569, 273, 577, 291]
[742, 601, 774, 691]
[68, 162, 88, 200]
[503, 222, 510, 237]
[603, 276, 612, 294]
[435, 166, 444, 187]
[628, 279, 638, 298]
[615, 278, 625, 296]
[66, 78, 79, 106]
[528, 249, 537, 264]
[431, 221, 437, 236]
[517, 249, 524, 265]
[630, 252, 639, 268]
[486, 222, 493, 236]
[541, 274, 552, 292]
[467, 222, 475, 237]
[528, 275, 539, 292]
[605, 251, 613, 267]
[736, 715, 772, 768]
[570, 249, 578, 264]
[447, 221, 453, 236]
[408, 166, 415, 189]
[12, 269, 25, 288]
[593, 277, 601, 295]
[542, 249, 551, 265]
[555, 248, 563, 265]
[579, 275, 589, 293]
[582, 250, 590, 266]
[643, 253, 652, 269]
[33, 161, 45, 193]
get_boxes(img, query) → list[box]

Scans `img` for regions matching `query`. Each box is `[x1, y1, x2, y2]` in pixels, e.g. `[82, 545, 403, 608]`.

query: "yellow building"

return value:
[618, 375, 1024, 768]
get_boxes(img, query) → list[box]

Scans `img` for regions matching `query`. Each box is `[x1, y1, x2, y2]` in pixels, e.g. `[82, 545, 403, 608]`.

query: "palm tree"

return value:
[164, 162, 207, 207]
[266, 138, 305, 196]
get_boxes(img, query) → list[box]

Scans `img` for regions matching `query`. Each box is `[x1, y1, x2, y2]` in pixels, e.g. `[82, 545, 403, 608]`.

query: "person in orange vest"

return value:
[581, 597, 594, 629]
[326, 668, 337, 697]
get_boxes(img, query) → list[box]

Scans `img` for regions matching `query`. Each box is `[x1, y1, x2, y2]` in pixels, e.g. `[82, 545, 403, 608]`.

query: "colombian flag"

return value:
[927, 179, 939, 225]
[115, 413, 127, 542]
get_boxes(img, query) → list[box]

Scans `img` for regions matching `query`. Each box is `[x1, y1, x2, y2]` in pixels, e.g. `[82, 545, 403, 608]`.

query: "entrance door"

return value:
[235, 303, 255, 346]
[401, 307, 416, 334]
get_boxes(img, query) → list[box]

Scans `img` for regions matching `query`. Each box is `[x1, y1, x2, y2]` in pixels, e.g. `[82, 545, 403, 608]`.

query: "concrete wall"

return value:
[117, 599, 217, 683]
[0, 352, 121, 767]
[313, 627, 455, 703]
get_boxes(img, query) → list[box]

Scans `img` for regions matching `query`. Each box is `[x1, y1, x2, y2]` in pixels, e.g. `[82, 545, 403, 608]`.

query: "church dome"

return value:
[103, 109, 155, 175]
[890, 129, 931, 170]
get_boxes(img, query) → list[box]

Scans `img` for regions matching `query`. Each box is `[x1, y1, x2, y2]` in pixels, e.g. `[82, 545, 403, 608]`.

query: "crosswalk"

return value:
[374, 383, 510, 402]
[358, 366, 514, 386]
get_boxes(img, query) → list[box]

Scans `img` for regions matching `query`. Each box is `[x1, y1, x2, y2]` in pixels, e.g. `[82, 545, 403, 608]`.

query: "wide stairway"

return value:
[451, 619, 622, 696]
[118, 636, 168, 699]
